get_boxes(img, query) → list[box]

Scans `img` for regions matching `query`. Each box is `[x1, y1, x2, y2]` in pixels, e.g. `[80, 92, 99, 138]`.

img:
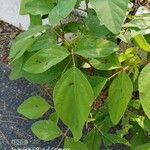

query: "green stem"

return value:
[71, 49, 76, 67]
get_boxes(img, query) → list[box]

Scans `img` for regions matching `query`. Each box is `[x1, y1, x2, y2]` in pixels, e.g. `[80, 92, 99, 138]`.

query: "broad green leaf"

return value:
[23, 45, 69, 74]
[76, 36, 118, 59]
[25, 0, 56, 15]
[10, 38, 36, 61]
[124, 16, 150, 30]
[31, 120, 62, 141]
[108, 72, 133, 125]
[48, 0, 77, 26]
[83, 129, 102, 150]
[9, 25, 49, 60]
[9, 57, 23, 80]
[86, 75, 107, 99]
[90, 53, 121, 70]
[23, 59, 67, 84]
[53, 67, 94, 141]
[64, 138, 88, 150]
[90, 0, 129, 33]
[133, 34, 150, 52]
[103, 133, 130, 146]
[85, 9, 110, 37]
[28, 31, 57, 52]
[17, 96, 50, 119]
[139, 63, 150, 119]
[134, 143, 150, 150]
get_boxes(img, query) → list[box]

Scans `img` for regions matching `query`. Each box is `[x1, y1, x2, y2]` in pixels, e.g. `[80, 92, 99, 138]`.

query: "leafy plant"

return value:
[9, 0, 150, 149]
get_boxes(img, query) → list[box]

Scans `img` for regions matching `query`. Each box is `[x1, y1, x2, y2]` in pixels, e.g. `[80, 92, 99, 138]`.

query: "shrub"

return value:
[9, 0, 150, 149]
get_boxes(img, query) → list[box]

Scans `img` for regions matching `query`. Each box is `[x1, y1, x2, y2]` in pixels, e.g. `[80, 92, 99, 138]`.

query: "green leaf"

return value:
[28, 30, 57, 52]
[29, 14, 42, 27]
[9, 25, 49, 60]
[139, 63, 150, 119]
[31, 120, 62, 141]
[23, 45, 69, 74]
[53, 67, 94, 141]
[135, 116, 150, 133]
[48, 0, 77, 26]
[64, 138, 88, 150]
[130, 130, 150, 149]
[90, 0, 129, 33]
[133, 34, 150, 52]
[86, 75, 107, 99]
[90, 53, 121, 70]
[85, 10, 110, 37]
[25, 0, 56, 15]
[23, 59, 67, 84]
[76, 36, 118, 59]
[134, 143, 150, 150]
[9, 57, 23, 80]
[83, 129, 102, 150]
[108, 72, 133, 125]
[20, 0, 30, 15]
[49, 112, 58, 124]
[103, 133, 130, 146]
[17, 96, 50, 119]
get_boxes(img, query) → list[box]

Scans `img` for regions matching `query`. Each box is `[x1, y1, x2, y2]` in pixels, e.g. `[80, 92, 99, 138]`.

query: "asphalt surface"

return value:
[0, 63, 62, 150]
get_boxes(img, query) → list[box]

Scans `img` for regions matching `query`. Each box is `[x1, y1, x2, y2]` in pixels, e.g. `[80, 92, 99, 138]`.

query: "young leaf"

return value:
[53, 67, 94, 141]
[17, 96, 50, 119]
[76, 36, 118, 59]
[25, 0, 56, 15]
[108, 72, 133, 125]
[90, 0, 129, 34]
[48, 0, 77, 26]
[31, 120, 62, 141]
[23, 45, 69, 74]
[133, 143, 150, 150]
[9, 25, 49, 60]
[83, 129, 102, 150]
[139, 63, 150, 119]
[133, 34, 150, 52]
[64, 138, 88, 150]
[90, 53, 121, 70]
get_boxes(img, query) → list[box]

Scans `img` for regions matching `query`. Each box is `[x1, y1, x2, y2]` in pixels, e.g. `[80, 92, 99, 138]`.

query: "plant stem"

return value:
[108, 66, 129, 80]
[71, 49, 76, 67]
[56, 129, 69, 149]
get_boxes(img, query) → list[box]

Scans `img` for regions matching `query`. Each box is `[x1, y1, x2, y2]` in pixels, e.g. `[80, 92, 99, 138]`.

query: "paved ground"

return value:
[0, 63, 63, 150]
